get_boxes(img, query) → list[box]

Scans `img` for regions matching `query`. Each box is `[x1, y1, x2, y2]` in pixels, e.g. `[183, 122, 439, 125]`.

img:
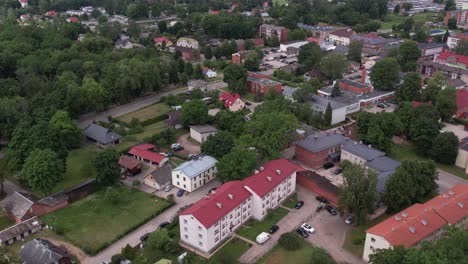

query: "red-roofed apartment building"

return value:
[363, 184, 468, 262]
[178, 159, 303, 254]
[218, 92, 245, 112]
[128, 144, 168, 168]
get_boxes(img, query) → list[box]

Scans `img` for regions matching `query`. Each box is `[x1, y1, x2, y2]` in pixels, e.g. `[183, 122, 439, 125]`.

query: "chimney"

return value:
[212, 190, 216, 194]
[361, 68, 366, 84]
[260, 166, 264, 171]
[421, 219, 428, 226]
[228, 194, 233, 200]
[216, 202, 222, 208]
[314, 134, 318, 140]
[368, 144, 372, 149]
[266, 176, 272, 182]
[254, 170, 259, 174]
[276, 169, 281, 175]
[359, 141, 363, 144]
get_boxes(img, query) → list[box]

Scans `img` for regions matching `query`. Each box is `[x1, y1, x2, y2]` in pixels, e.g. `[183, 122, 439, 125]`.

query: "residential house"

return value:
[444, 10, 468, 27]
[66, 17, 79, 23]
[306, 95, 347, 125]
[219, 92, 245, 112]
[177, 37, 199, 49]
[279, 62, 299, 74]
[45, 10, 57, 17]
[19, 14, 31, 21]
[282, 86, 298, 102]
[81, 19, 99, 31]
[119, 155, 142, 176]
[0, 217, 42, 246]
[108, 15, 129, 25]
[172, 155, 218, 192]
[418, 52, 468, 83]
[328, 28, 355, 46]
[144, 164, 172, 190]
[66, 10, 84, 16]
[246, 72, 283, 96]
[83, 123, 122, 147]
[303, 69, 325, 81]
[456, 89, 468, 120]
[165, 111, 182, 129]
[154, 37, 173, 49]
[297, 24, 335, 40]
[175, 46, 200, 61]
[5, 192, 68, 223]
[418, 42, 445, 59]
[187, 79, 209, 93]
[259, 24, 288, 43]
[363, 184, 468, 262]
[202, 67, 217, 78]
[232, 50, 255, 65]
[434, 51, 468, 69]
[295, 133, 346, 169]
[447, 32, 468, 49]
[350, 33, 395, 53]
[179, 159, 301, 254]
[279, 40, 308, 52]
[190, 125, 218, 143]
[115, 39, 133, 49]
[128, 144, 168, 168]
[455, 137, 468, 173]
[20, 238, 71, 264]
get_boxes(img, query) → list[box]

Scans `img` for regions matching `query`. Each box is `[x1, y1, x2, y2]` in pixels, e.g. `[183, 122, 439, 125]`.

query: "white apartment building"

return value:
[108, 15, 129, 25]
[456, 0, 468, 9]
[179, 159, 302, 254]
[328, 28, 355, 46]
[176, 37, 200, 49]
[172, 155, 218, 192]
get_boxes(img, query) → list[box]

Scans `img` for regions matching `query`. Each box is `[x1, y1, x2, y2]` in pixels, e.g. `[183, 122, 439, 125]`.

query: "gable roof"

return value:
[295, 133, 346, 153]
[83, 123, 121, 144]
[119, 155, 141, 170]
[179, 181, 251, 228]
[5, 192, 35, 220]
[154, 36, 172, 44]
[190, 125, 217, 134]
[165, 111, 181, 127]
[147, 164, 172, 185]
[242, 159, 303, 198]
[128, 144, 165, 164]
[174, 155, 218, 179]
[219, 92, 242, 108]
[20, 238, 69, 264]
[424, 184, 468, 225]
[437, 51, 468, 65]
[342, 141, 385, 161]
[330, 28, 355, 38]
[0, 216, 41, 244]
[366, 156, 401, 173]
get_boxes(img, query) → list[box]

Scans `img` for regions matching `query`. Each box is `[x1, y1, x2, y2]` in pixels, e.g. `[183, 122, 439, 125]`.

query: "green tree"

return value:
[324, 102, 332, 127]
[409, 104, 441, 155]
[331, 84, 342, 97]
[201, 131, 235, 159]
[20, 149, 64, 195]
[398, 40, 421, 72]
[338, 164, 377, 225]
[447, 17, 458, 29]
[384, 160, 438, 212]
[217, 148, 257, 182]
[93, 149, 120, 187]
[320, 53, 348, 80]
[422, 71, 447, 103]
[49, 110, 81, 149]
[193, 64, 203, 80]
[158, 21, 167, 33]
[370, 58, 400, 90]
[298, 43, 323, 70]
[181, 100, 209, 127]
[436, 87, 457, 121]
[393, 4, 400, 13]
[402, 2, 413, 11]
[430, 132, 459, 164]
[348, 41, 363, 63]
[278, 232, 303, 251]
[244, 54, 261, 71]
[223, 64, 247, 87]
[369, 246, 407, 264]
[445, 0, 456, 11]
[453, 39, 468, 55]
[366, 120, 390, 151]
[215, 110, 245, 136]
[398, 72, 421, 102]
[143, 228, 177, 260]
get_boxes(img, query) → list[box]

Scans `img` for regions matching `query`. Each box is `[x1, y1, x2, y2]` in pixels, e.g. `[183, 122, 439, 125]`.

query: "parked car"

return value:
[296, 228, 309, 238]
[140, 233, 150, 242]
[170, 143, 180, 149]
[377, 103, 387, 108]
[295, 200, 304, 209]
[326, 205, 337, 215]
[177, 189, 185, 197]
[334, 168, 343, 175]
[164, 184, 173, 192]
[159, 221, 170, 229]
[160, 152, 173, 157]
[316, 202, 326, 212]
[345, 215, 354, 225]
[256, 232, 271, 244]
[316, 196, 328, 204]
[245, 101, 252, 106]
[323, 163, 334, 169]
[301, 223, 315, 234]
[268, 225, 280, 234]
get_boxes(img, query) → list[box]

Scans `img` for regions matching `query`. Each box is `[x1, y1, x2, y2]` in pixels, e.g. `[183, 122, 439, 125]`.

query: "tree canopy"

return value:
[93, 149, 120, 187]
[180, 100, 210, 127]
[370, 58, 400, 91]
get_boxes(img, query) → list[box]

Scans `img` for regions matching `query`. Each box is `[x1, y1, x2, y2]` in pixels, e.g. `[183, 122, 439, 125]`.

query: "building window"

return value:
[184, 227, 188, 231]
[215, 237, 219, 242]
[185, 235, 188, 239]
[371, 237, 375, 242]
[199, 234, 203, 239]
[199, 242, 203, 246]
[184, 184, 186, 188]
[370, 246, 375, 252]
[184, 220, 187, 224]
[177, 182, 180, 186]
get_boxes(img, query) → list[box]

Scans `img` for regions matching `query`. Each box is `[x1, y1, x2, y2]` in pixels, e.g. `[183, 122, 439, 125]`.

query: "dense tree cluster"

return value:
[357, 112, 403, 151]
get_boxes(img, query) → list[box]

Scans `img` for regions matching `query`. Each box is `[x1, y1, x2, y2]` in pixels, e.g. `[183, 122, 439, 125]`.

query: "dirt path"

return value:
[46, 238, 91, 264]
[177, 133, 201, 156]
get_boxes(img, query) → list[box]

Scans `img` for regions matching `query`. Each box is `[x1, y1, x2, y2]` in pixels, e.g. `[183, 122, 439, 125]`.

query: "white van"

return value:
[256, 232, 271, 244]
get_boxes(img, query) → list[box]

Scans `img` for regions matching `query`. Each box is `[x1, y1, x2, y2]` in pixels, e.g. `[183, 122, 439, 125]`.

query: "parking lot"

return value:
[316, 165, 344, 186]
[261, 48, 298, 70]
[365, 102, 396, 113]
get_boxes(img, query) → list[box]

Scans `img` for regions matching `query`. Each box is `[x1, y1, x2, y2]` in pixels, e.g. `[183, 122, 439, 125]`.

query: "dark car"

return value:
[326, 205, 337, 215]
[296, 228, 309, 238]
[140, 233, 150, 242]
[323, 163, 334, 169]
[334, 168, 343, 175]
[295, 200, 304, 209]
[177, 189, 185, 197]
[268, 225, 280, 234]
[245, 102, 252, 106]
[316, 196, 328, 204]
[159, 221, 170, 229]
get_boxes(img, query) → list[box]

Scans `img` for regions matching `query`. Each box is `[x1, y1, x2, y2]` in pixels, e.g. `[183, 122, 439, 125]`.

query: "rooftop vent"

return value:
[448, 191, 455, 196]
[276, 169, 281, 175]
[421, 219, 428, 226]
[260, 166, 264, 171]
[216, 202, 222, 208]
[443, 194, 449, 198]
[266, 176, 272, 182]
[368, 144, 372, 149]
[204, 195, 209, 200]
[314, 134, 318, 140]
[254, 170, 259, 174]
[401, 212, 408, 218]
[457, 202, 464, 208]
[409, 226, 416, 233]
[212, 190, 216, 194]
[228, 194, 233, 200]
[354, 142, 358, 145]
[395, 216, 401, 221]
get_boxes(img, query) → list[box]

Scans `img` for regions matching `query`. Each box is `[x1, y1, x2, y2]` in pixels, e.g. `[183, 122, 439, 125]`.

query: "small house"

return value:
[202, 67, 217, 78]
[0, 217, 42, 246]
[144, 164, 172, 190]
[219, 92, 245, 112]
[154, 36, 173, 49]
[83, 123, 121, 147]
[128, 144, 168, 168]
[20, 238, 71, 264]
[119, 155, 142, 176]
[165, 111, 182, 129]
[190, 125, 218, 144]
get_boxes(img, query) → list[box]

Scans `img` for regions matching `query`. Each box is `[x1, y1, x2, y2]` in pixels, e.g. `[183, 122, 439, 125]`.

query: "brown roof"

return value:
[119, 155, 141, 170]
[330, 28, 355, 38]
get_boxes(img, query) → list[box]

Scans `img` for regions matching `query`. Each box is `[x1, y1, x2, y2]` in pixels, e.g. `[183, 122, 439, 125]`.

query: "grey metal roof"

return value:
[20, 238, 69, 264]
[5, 192, 35, 220]
[150, 164, 172, 185]
[418, 42, 443, 50]
[83, 123, 121, 145]
[366, 156, 401, 173]
[0, 217, 41, 243]
[306, 95, 346, 110]
[282, 86, 298, 97]
[190, 125, 217, 134]
[174, 155, 218, 179]
[295, 133, 346, 153]
[342, 141, 385, 161]
[376, 171, 395, 193]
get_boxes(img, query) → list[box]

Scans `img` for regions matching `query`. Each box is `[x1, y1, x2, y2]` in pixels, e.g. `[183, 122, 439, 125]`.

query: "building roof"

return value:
[418, 58, 468, 74]
[119, 155, 141, 170]
[37, 191, 68, 207]
[260, 24, 286, 31]
[165, 111, 181, 127]
[412, 101, 433, 108]
[342, 141, 385, 162]
[247, 75, 282, 86]
[338, 79, 370, 89]
[295, 133, 346, 153]
[424, 184, 468, 225]
[0, 216, 41, 243]
[282, 86, 298, 97]
[376, 171, 395, 194]
[83, 123, 121, 145]
[437, 51, 468, 65]
[5, 192, 35, 220]
[297, 171, 339, 197]
[190, 125, 218, 134]
[460, 137, 468, 151]
[219, 92, 242, 108]
[351, 33, 391, 45]
[179, 181, 251, 228]
[174, 155, 218, 179]
[456, 89, 468, 116]
[366, 156, 401, 173]
[452, 32, 468, 40]
[154, 36, 171, 44]
[330, 28, 355, 38]
[367, 203, 447, 248]
[418, 42, 443, 50]
[297, 23, 335, 32]
[128, 144, 165, 164]
[147, 164, 172, 185]
[20, 238, 69, 264]
[307, 94, 346, 110]
[242, 159, 303, 198]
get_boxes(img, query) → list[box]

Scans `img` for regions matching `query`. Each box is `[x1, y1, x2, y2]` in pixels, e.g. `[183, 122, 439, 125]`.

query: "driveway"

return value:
[437, 169, 468, 193]
[87, 179, 221, 264]
[177, 133, 201, 156]
[441, 122, 468, 140]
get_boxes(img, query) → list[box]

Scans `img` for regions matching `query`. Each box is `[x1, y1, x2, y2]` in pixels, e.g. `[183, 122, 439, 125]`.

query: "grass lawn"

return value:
[343, 214, 390, 257]
[257, 240, 335, 264]
[170, 156, 186, 166]
[42, 186, 172, 255]
[378, 13, 436, 30]
[0, 213, 14, 230]
[237, 207, 289, 241]
[116, 121, 167, 151]
[209, 237, 252, 264]
[282, 193, 298, 209]
[273, 0, 288, 6]
[117, 103, 171, 123]
[388, 143, 468, 180]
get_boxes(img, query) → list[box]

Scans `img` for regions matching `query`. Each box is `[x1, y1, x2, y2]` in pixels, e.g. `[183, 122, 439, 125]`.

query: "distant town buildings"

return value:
[329, 29, 355, 46]
[176, 37, 200, 49]
[259, 24, 288, 43]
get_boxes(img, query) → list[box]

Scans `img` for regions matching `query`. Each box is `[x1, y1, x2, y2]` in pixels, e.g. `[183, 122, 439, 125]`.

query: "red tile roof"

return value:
[128, 144, 165, 164]
[330, 28, 355, 38]
[454, 33, 468, 41]
[153, 36, 171, 44]
[456, 89, 468, 119]
[46, 10, 57, 16]
[425, 184, 468, 224]
[242, 159, 303, 198]
[411, 101, 432, 108]
[67, 17, 79, 23]
[437, 51, 468, 66]
[179, 181, 252, 228]
[19, 0, 28, 3]
[219, 92, 241, 108]
[118, 155, 141, 170]
[307, 37, 320, 43]
[367, 203, 447, 248]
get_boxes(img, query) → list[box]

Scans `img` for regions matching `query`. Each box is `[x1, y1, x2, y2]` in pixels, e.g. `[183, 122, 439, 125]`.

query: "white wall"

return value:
[280, 41, 308, 52]
[172, 165, 217, 192]
[363, 233, 391, 262]
[341, 149, 367, 166]
[331, 107, 347, 125]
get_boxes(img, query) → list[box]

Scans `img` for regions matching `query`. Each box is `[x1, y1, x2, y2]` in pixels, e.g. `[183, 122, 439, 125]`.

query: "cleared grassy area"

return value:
[42, 186, 172, 255]
[379, 13, 435, 30]
[0, 213, 14, 230]
[117, 103, 171, 123]
[388, 143, 468, 180]
[343, 214, 390, 257]
[282, 193, 298, 209]
[258, 240, 335, 264]
[209, 237, 252, 263]
[237, 207, 289, 241]
[116, 121, 167, 151]
[273, 0, 288, 6]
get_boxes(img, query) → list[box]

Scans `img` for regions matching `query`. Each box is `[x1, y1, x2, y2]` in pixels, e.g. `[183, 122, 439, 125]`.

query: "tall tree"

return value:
[298, 43, 323, 70]
[201, 131, 235, 159]
[324, 102, 332, 126]
[320, 53, 348, 80]
[453, 39, 468, 55]
[49, 110, 81, 149]
[217, 148, 257, 182]
[436, 87, 457, 121]
[93, 149, 120, 187]
[180, 100, 209, 127]
[421, 71, 447, 103]
[348, 41, 363, 63]
[398, 72, 421, 102]
[409, 105, 441, 155]
[370, 58, 400, 91]
[398, 40, 421, 72]
[430, 132, 459, 165]
[444, 0, 456, 11]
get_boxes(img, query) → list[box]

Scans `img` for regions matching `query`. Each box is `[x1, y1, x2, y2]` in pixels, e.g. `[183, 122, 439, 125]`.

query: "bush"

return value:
[167, 194, 175, 203]
[279, 232, 303, 251]
[352, 233, 365, 245]
[140, 114, 168, 126]
[132, 180, 140, 187]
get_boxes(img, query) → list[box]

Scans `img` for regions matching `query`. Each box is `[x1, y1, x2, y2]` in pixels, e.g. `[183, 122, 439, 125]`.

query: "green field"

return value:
[55, 146, 97, 193]
[42, 186, 172, 255]
[0, 213, 14, 230]
[282, 193, 298, 209]
[117, 103, 171, 123]
[258, 240, 335, 264]
[237, 207, 289, 241]
[116, 121, 167, 151]
[379, 13, 438, 30]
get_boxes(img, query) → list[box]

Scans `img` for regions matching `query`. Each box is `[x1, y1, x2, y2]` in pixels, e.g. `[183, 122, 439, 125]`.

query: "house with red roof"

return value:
[128, 144, 168, 168]
[435, 51, 468, 69]
[456, 89, 468, 120]
[363, 184, 468, 262]
[66, 17, 79, 23]
[178, 159, 302, 254]
[45, 11, 57, 17]
[118, 155, 141, 176]
[18, 0, 28, 8]
[218, 92, 245, 112]
[153, 36, 172, 49]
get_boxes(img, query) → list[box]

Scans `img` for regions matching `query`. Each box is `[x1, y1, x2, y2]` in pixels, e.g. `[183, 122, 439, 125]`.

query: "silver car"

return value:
[164, 184, 173, 192]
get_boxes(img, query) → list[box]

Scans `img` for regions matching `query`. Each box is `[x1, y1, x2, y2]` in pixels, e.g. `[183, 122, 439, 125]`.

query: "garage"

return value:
[296, 171, 340, 205]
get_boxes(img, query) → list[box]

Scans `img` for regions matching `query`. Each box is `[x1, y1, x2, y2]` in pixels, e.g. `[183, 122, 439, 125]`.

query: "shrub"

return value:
[352, 233, 365, 245]
[279, 232, 303, 251]
[167, 194, 175, 203]
[140, 114, 168, 126]
[132, 180, 140, 187]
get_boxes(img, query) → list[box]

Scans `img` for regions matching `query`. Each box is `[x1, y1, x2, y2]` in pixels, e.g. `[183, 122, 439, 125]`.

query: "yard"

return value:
[388, 143, 468, 180]
[378, 13, 438, 30]
[41, 186, 172, 255]
[116, 121, 167, 151]
[282, 193, 298, 209]
[0, 212, 14, 230]
[237, 207, 289, 241]
[258, 240, 335, 264]
[208, 237, 252, 264]
[117, 103, 171, 123]
[273, 0, 288, 6]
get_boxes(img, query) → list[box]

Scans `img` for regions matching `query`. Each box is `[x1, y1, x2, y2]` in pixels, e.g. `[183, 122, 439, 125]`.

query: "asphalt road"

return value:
[437, 169, 468, 193]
